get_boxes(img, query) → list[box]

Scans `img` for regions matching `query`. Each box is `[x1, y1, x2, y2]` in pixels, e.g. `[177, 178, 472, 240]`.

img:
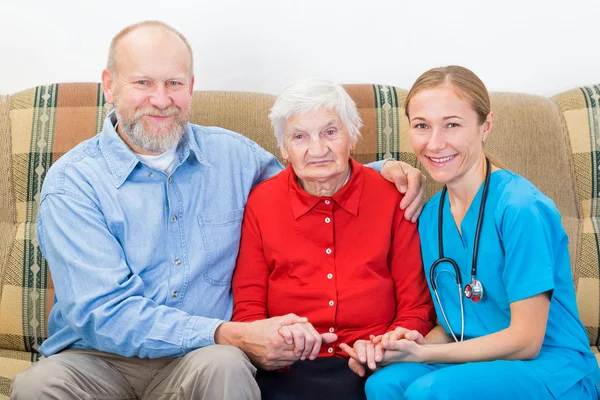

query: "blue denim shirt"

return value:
[38, 112, 386, 359]
[37, 112, 283, 358]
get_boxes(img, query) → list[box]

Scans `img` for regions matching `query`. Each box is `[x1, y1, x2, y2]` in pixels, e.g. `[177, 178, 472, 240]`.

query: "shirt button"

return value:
[172, 215, 178, 222]
[325, 217, 331, 223]
[328, 300, 334, 306]
[327, 273, 333, 279]
[325, 200, 331, 205]
[174, 259, 181, 265]
[328, 347, 334, 354]
[329, 327, 335, 333]
[168, 177, 173, 183]
[172, 291, 179, 297]
[326, 248, 332, 255]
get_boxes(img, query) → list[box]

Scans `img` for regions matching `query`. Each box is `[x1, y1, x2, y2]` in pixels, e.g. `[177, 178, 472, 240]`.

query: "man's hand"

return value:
[278, 322, 337, 361]
[380, 160, 426, 222]
[216, 313, 308, 370]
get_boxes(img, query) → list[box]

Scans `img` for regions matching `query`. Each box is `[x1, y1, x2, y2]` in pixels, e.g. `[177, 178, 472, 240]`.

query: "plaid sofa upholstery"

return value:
[0, 82, 599, 397]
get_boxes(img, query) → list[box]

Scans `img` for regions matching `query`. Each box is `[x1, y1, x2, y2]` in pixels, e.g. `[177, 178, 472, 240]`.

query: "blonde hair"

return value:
[107, 21, 194, 77]
[405, 65, 490, 124]
[405, 65, 503, 168]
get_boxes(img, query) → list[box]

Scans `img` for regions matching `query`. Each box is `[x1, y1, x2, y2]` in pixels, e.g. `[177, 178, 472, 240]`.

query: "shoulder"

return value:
[42, 135, 104, 198]
[360, 163, 404, 200]
[246, 168, 288, 208]
[492, 170, 562, 227]
[190, 124, 268, 156]
[420, 191, 443, 225]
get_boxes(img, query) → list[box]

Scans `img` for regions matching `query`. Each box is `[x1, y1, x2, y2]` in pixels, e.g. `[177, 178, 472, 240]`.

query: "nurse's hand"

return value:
[380, 339, 427, 365]
[278, 322, 337, 361]
[376, 327, 425, 347]
[381, 160, 426, 222]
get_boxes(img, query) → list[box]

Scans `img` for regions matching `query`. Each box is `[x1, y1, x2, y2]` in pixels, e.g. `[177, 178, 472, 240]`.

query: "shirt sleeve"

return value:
[38, 190, 223, 358]
[387, 208, 436, 335]
[232, 203, 270, 322]
[249, 140, 284, 187]
[501, 198, 556, 303]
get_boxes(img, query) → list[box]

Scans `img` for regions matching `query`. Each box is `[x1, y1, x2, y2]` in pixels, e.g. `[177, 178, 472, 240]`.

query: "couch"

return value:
[0, 82, 599, 398]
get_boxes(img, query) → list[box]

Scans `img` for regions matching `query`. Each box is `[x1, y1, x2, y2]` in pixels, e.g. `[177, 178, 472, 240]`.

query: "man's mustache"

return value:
[135, 106, 181, 118]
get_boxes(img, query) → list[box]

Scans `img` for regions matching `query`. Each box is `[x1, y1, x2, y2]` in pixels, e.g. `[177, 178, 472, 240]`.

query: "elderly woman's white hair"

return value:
[269, 79, 363, 147]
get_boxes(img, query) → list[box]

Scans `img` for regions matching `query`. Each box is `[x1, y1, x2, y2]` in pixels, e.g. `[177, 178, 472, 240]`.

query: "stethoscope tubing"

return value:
[430, 157, 491, 342]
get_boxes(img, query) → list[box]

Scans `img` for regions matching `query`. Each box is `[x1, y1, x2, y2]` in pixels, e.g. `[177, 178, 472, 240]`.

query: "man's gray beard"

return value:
[115, 106, 189, 154]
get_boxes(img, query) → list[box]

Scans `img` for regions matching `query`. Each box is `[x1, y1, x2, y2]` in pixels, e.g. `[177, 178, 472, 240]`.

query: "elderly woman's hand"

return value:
[278, 322, 338, 361]
[380, 160, 426, 222]
[339, 338, 384, 376]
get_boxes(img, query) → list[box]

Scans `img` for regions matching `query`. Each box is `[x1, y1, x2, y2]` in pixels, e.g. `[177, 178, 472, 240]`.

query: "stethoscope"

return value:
[429, 157, 491, 342]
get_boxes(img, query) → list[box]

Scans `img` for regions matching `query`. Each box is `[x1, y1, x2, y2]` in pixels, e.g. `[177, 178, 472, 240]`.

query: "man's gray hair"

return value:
[269, 79, 363, 147]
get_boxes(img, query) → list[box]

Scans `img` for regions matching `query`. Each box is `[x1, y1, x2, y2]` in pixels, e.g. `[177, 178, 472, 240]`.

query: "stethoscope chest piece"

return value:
[464, 278, 484, 302]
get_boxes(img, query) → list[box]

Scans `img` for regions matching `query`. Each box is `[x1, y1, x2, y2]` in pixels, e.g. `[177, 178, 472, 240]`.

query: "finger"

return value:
[374, 342, 384, 363]
[278, 326, 294, 345]
[390, 327, 409, 341]
[301, 324, 320, 361]
[370, 334, 383, 344]
[405, 330, 425, 344]
[410, 200, 425, 223]
[349, 358, 366, 377]
[287, 325, 306, 358]
[279, 313, 308, 326]
[400, 168, 425, 211]
[339, 343, 361, 362]
[354, 340, 367, 363]
[320, 332, 338, 344]
[366, 342, 376, 370]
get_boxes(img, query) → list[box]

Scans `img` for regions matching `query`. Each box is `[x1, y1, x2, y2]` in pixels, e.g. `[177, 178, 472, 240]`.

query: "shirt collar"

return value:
[99, 111, 208, 188]
[288, 158, 365, 219]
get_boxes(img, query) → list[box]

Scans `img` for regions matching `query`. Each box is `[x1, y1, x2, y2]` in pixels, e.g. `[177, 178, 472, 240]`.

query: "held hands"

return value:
[380, 160, 426, 222]
[278, 322, 337, 361]
[241, 313, 309, 370]
[340, 327, 427, 376]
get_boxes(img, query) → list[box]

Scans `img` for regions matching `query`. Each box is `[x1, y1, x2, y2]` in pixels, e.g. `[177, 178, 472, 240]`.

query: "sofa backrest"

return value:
[0, 82, 598, 357]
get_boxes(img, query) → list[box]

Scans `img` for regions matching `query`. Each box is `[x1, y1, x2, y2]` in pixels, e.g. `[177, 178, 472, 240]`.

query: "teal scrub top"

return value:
[418, 170, 599, 397]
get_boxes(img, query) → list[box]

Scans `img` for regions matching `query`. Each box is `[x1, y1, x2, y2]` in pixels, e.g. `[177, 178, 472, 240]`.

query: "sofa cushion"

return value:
[554, 85, 600, 350]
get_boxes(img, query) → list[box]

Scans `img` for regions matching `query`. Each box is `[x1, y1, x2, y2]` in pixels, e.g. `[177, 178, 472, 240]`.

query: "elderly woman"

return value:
[232, 79, 436, 399]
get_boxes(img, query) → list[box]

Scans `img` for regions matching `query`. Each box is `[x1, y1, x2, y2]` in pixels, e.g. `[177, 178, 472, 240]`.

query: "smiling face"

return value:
[102, 25, 195, 155]
[281, 108, 356, 187]
[408, 84, 492, 187]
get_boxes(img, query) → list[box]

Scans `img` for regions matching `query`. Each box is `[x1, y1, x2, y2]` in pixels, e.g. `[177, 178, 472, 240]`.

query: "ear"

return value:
[189, 75, 195, 95]
[280, 147, 289, 161]
[481, 111, 493, 143]
[101, 69, 116, 104]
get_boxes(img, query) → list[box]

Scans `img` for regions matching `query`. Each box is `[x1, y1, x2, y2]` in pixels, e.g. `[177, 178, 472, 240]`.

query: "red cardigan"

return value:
[232, 159, 435, 358]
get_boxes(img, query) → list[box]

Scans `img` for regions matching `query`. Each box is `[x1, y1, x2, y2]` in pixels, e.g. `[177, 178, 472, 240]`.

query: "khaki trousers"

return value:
[10, 345, 260, 400]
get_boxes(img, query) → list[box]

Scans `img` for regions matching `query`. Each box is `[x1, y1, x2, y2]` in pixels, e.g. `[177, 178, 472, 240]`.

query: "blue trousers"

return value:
[365, 361, 599, 400]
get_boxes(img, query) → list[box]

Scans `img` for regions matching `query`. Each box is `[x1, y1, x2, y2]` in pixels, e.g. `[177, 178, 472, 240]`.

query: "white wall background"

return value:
[1, 0, 598, 96]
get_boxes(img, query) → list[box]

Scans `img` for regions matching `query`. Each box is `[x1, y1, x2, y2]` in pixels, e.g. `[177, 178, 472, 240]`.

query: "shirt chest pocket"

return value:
[197, 209, 244, 285]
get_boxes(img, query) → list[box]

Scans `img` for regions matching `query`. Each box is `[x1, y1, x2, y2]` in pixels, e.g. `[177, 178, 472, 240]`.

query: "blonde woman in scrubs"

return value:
[342, 65, 600, 399]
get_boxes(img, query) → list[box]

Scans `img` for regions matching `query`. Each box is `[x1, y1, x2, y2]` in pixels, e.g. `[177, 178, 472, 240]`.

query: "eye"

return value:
[447, 123, 460, 128]
[135, 80, 150, 85]
[325, 129, 336, 135]
[413, 123, 428, 129]
[168, 80, 183, 86]
[293, 133, 305, 140]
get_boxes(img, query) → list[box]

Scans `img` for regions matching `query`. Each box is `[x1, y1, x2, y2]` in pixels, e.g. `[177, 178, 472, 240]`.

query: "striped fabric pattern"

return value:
[554, 85, 600, 350]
